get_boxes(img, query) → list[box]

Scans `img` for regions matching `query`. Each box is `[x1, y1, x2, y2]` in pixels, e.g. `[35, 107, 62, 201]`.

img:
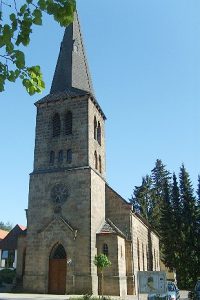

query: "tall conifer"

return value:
[150, 159, 171, 231]
[131, 175, 152, 220]
[159, 180, 174, 268]
[179, 164, 198, 287]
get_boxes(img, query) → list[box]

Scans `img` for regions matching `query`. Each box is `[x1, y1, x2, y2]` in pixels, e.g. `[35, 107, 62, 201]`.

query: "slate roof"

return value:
[97, 219, 127, 239]
[35, 11, 106, 119]
[50, 12, 94, 96]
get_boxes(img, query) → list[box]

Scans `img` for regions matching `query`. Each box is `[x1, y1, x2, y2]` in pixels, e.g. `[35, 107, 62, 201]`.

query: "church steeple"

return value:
[50, 12, 94, 96]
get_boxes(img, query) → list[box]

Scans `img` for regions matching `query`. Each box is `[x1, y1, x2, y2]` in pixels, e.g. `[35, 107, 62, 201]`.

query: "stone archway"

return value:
[48, 243, 67, 294]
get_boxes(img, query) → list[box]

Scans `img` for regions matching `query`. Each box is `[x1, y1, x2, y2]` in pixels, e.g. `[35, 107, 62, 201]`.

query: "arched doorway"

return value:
[48, 243, 67, 294]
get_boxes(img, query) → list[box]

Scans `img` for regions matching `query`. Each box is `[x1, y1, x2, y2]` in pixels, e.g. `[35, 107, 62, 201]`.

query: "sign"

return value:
[138, 271, 167, 294]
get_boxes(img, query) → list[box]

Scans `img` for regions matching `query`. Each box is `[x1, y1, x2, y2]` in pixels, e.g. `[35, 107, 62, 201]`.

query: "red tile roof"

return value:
[0, 229, 9, 240]
[18, 225, 26, 231]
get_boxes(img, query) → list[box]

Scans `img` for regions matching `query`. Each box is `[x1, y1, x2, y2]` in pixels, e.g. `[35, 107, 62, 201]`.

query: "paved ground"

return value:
[0, 291, 189, 300]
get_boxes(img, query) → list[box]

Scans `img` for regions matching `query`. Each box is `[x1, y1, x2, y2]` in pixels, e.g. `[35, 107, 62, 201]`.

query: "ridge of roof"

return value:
[17, 225, 26, 231]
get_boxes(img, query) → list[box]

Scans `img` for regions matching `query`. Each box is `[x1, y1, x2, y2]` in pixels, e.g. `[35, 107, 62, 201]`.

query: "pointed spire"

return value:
[50, 12, 94, 96]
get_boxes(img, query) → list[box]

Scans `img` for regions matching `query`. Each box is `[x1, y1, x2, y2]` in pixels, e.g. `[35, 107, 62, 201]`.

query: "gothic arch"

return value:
[48, 243, 67, 294]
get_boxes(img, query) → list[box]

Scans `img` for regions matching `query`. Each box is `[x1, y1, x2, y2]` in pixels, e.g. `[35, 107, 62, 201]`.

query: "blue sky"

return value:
[1, 0, 200, 226]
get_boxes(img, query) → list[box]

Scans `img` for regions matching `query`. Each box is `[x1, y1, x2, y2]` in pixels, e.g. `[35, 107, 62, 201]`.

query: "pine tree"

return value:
[196, 176, 200, 280]
[130, 175, 152, 220]
[179, 164, 198, 288]
[170, 173, 182, 284]
[150, 159, 171, 231]
[197, 175, 200, 204]
[159, 179, 174, 268]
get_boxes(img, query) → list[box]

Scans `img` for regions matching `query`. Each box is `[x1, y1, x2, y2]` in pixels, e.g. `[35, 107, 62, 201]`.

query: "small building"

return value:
[0, 225, 26, 269]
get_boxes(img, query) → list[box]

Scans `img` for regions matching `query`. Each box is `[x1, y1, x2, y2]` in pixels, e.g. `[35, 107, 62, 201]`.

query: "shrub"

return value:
[0, 269, 16, 284]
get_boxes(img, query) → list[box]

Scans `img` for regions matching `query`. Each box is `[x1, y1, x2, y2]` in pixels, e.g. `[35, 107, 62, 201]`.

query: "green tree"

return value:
[159, 179, 174, 269]
[0, 221, 12, 231]
[130, 175, 152, 221]
[170, 173, 182, 282]
[0, 0, 76, 95]
[150, 159, 171, 231]
[179, 164, 198, 288]
[197, 175, 200, 204]
[94, 254, 111, 298]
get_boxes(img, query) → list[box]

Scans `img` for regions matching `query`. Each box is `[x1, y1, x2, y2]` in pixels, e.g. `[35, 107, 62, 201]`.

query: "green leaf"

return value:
[38, 0, 46, 10]
[15, 69, 21, 78]
[0, 75, 5, 92]
[20, 4, 28, 14]
[13, 50, 25, 69]
[33, 9, 42, 25]
[33, 9, 42, 19]
[8, 71, 16, 82]
[6, 41, 14, 54]
[0, 36, 5, 48]
[2, 25, 13, 43]
[33, 17, 42, 25]
[10, 13, 16, 22]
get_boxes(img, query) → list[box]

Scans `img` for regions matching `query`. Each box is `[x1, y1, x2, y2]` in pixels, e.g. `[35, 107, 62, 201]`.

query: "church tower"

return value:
[24, 12, 106, 295]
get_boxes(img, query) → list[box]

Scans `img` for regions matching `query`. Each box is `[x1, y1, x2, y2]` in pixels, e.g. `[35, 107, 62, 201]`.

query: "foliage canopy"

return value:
[130, 159, 200, 288]
[0, 0, 76, 95]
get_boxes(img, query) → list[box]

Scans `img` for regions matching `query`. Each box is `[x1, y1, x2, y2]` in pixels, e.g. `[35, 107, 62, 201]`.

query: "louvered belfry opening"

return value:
[50, 244, 67, 259]
[53, 113, 61, 137]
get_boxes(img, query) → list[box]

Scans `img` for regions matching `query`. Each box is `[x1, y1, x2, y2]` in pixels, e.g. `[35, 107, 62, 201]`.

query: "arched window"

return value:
[58, 150, 63, 163]
[52, 113, 61, 137]
[97, 122, 101, 145]
[137, 238, 140, 271]
[50, 244, 66, 259]
[65, 111, 72, 135]
[94, 117, 97, 140]
[49, 151, 55, 164]
[103, 243, 108, 256]
[99, 155, 102, 173]
[67, 149, 72, 163]
[94, 151, 98, 169]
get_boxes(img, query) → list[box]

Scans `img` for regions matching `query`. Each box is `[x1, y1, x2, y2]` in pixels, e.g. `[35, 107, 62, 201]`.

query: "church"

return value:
[16, 11, 160, 296]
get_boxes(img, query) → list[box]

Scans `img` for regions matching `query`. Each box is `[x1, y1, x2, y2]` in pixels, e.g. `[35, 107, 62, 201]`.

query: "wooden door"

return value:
[48, 259, 67, 294]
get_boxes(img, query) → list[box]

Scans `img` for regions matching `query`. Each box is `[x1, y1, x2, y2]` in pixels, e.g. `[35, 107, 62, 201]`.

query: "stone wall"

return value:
[105, 185, 132, 238]
[24, 168, 97, 294]
[34, 95, 89, 171]
[88, 98, 106, 178]
[96, 234, 127, 296]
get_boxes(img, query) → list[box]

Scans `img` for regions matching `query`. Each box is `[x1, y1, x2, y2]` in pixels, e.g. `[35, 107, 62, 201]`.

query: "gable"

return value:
[0, 225, 26, 250]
